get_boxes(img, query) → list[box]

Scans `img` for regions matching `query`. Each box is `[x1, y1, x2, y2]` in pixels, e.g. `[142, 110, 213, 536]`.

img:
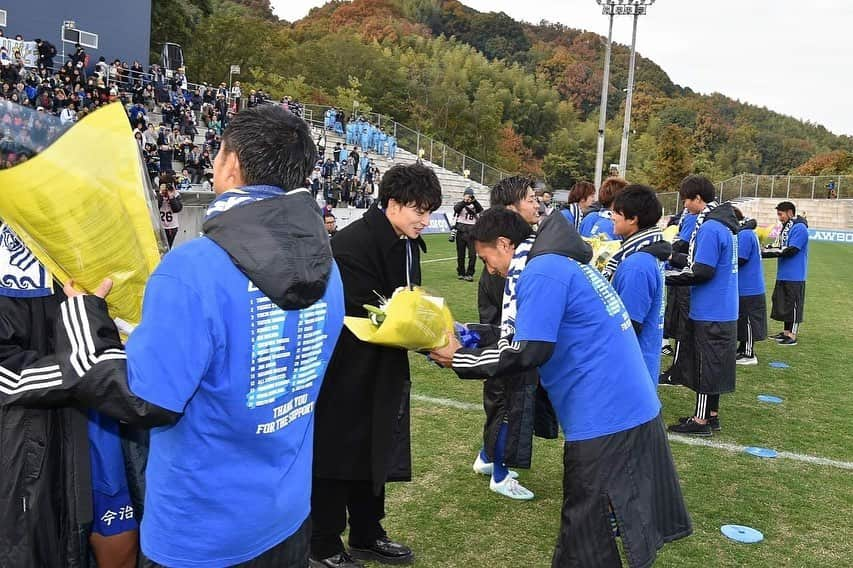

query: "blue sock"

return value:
[492, 423, 509, 483]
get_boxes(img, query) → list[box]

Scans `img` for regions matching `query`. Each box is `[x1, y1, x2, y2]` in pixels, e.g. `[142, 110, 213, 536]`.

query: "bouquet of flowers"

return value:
[344, 286, 456, 351]
[0, 102, 165, 326]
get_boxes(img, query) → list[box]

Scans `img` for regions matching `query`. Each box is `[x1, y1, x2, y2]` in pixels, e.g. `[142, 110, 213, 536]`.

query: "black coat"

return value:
[313, 205, 423, 493]
[0, 289, 92, 567]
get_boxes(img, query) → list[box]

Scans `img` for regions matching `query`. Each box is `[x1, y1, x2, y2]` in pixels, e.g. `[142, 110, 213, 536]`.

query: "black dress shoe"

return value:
[309, 551, 365, 568]
[349, 537, 414, 565]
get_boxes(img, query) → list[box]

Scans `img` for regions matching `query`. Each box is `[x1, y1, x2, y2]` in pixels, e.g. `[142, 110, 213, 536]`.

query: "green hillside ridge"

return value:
[150, 0, 853, 189]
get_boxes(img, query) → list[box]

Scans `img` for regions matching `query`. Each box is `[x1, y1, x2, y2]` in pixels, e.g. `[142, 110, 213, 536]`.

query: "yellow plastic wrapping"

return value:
[583, 234, 622, 273]
[0, 102, 164, 326]
[344, 287, 455, 351]
[662, 225, 680, 243]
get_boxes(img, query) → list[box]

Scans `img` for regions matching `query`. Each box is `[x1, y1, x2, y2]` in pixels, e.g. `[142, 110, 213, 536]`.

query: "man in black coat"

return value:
[311, 164, 443, 568]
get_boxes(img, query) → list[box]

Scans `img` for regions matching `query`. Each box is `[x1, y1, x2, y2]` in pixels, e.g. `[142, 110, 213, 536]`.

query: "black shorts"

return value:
[552, 415, 692, 568]
[771, 281, 805, 323]
[738, 294, 768, 343]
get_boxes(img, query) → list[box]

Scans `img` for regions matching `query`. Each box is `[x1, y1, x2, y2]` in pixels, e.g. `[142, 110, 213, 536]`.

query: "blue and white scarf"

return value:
[500, 236, 536, 339]
[687, 201, 719, 265]
[205, 185, 310, 222]
[565, 202, 583, 230]
[772, 218, 794, 248]
[0, 222, 52, 298]
[601, 226, 664, 282]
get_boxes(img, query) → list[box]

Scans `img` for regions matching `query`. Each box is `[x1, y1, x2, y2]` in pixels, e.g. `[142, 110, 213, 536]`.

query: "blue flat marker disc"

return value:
[721, 524, 764, 543]
[745, 447, 778, 458]
[769, 361, 790, 369]
[757, 394, 784, 404]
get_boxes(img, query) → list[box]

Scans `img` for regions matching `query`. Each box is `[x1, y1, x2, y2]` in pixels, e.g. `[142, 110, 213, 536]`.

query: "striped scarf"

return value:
[0, 222, 52, 298]
[772, 218, 794, 248]
[500, 236, 536, 340]
[565, 202, 583, 230]
[601, 226, 664, 281]
[676, 207, 690, 236]
[687, 201, 718, 265]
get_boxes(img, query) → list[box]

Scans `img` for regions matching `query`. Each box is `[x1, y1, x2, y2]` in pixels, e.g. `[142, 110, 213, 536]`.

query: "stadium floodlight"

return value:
[592, 1, 655, 186]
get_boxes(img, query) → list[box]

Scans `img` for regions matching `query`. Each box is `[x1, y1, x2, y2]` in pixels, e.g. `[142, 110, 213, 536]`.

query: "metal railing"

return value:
[718, 174, 852, 201]
[302, 103, 508, 188]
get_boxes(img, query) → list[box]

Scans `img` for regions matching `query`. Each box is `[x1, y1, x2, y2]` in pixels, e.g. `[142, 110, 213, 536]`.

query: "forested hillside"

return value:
[151, 0, 853, 189]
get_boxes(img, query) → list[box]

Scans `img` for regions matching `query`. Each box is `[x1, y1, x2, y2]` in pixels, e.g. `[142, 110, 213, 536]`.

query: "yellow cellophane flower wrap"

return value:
[582, 233, 622, 273]
[0, 103, 163, 326]
[345, 287, 455, 351]
[662, 225, 679, 243]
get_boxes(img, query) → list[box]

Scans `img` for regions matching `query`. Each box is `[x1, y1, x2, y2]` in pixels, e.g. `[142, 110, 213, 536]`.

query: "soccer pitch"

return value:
[377, 236, 853, 567]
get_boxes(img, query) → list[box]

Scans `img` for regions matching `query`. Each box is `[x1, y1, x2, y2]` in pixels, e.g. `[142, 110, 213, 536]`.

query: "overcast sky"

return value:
[272, 0, 853, 137]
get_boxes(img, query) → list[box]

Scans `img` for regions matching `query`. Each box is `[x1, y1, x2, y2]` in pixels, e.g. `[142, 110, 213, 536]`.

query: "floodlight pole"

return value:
[618, 12, 640, 177]
[593, 11, 614, 194]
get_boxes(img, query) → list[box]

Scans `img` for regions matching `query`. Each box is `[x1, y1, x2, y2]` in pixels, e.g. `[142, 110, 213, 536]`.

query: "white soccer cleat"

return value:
[489, 476, 534, 500]
[736, 355, 758, 366]
[473, 453, 518, 478]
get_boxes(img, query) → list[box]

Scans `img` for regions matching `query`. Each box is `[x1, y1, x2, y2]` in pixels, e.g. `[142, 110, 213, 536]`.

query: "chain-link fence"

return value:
[718, 174, 852, 201]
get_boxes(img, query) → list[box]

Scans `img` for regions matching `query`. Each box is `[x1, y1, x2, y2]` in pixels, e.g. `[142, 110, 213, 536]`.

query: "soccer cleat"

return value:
[464, 275, 474, 282]
[771, 332, 788, 341]
[736, 354, 758, 366]
[472, 453, 518, 479]
[661, 345, 675, 357]
[679, 415, 720, 431]
[457, 275, 465, 280]
[668, 418, 712, 436]
[490, 476, 534, 500]
[778, 336, 798, 346]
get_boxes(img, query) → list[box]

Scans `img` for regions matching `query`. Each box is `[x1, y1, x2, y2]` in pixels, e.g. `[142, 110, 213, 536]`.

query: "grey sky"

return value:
[273, 0, 853, 137]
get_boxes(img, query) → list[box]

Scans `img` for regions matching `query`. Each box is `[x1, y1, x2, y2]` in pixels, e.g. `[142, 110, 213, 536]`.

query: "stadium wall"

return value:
[1, 1, 152, 67]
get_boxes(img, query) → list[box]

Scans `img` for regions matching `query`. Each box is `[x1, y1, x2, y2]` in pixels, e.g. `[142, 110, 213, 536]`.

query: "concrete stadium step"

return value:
[734, 198, 853, 230]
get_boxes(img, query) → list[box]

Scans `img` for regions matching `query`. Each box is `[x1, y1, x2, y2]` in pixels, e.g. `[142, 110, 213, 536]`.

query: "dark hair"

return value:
[378, 163, 442, 211]
[776, 201, 796, 215]
[679, 174, 716, 203]
[612, 185, 662, 230]
[599, 176, 628, 208]
[471, 207, 534, 247]
[323, 213, 336, 221]
[221, 104, 316, 190]
[568, 181, 595, 204]
[490, 175, 533, 208]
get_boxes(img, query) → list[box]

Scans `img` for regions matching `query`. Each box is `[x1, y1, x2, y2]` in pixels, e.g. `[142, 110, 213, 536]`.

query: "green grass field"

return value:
[374, 235, 853, 567]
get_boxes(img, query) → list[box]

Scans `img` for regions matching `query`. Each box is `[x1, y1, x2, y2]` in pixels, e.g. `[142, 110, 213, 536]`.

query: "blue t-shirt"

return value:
[514, 254, 660, 441]
[611, 251, 665, 386]
[737, 228, 765, 296]
[777, 223, 809, 282]
[579, 211, 620, 240]
[690, 220, 738, 322]
[678, 213, 698, 242]
[126, 237, 345, 567]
